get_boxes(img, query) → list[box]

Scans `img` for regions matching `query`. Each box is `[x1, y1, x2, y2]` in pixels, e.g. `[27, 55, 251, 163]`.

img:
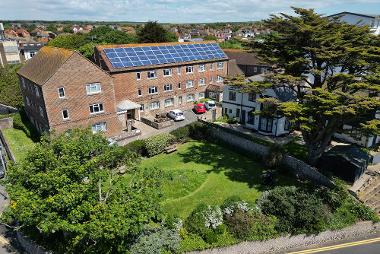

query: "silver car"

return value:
[205, 100, 216, 110]
[168, 109, 185, 121]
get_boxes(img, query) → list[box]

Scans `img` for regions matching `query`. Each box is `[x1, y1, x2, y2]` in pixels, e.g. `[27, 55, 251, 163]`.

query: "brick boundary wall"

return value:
[200, 120, 334, 187]
[0, 117, 13, 129]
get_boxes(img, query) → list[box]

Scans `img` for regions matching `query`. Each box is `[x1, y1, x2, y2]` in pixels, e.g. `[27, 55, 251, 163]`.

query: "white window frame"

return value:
[163, 68, 172, 77]
[164, 84, 173, 92]
[185, 66, 194, 74]
[177, 67, 181, 75]
[178, 82, 181, 89]
[149, 101, 160, 110]
[138, 89, 142, 96]
[178, 96, 182, 105]
[217, 62, 224, 70]
[186, 80, 194, 89]
[199, 78, 206, 86]
[148, 86, 158, 94]
[58, 87, 65, 98]
[140, 104, 144, 111]
[89, 103, 104, 114]
[186, 94, 195, 102]
[92, 122, 107, 133]
[164, 98, 174, 107]
[199, 64, 205, 72]
[147, 70, 157, 79]
[136, 72, 141, 80]
[198, 92, 205, 99]
[86, 83, 101, 95]
[62, 109, 69, 120]
[217, 75, 223, 83]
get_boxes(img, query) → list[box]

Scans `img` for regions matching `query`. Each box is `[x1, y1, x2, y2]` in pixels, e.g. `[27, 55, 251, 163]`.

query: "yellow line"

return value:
[0, 235, 9, 246]
[287, 237, 380, 254]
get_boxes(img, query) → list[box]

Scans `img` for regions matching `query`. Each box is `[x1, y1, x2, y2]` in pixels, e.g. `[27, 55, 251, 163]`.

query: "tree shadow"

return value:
[177, 141, 298, 190]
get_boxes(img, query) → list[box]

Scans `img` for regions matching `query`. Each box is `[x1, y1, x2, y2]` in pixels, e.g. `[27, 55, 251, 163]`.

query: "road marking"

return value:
[287, 237, 380, 254]
[0, 235, 9, 246]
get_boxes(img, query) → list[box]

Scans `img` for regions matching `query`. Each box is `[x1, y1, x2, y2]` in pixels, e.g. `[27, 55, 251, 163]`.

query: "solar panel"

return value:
[103, 43, 227, 69]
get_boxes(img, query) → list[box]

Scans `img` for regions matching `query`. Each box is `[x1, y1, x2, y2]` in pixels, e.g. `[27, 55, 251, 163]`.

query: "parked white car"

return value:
[168, 109, 185, 121]
[205, 100, 216, 110]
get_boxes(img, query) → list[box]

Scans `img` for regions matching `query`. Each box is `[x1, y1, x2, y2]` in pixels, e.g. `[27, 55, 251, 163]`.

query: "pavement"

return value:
[0, 185, 17, 254]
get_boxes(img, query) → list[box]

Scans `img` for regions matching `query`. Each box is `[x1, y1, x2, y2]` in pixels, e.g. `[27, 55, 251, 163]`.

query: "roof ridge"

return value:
[96, 40, 217, 50]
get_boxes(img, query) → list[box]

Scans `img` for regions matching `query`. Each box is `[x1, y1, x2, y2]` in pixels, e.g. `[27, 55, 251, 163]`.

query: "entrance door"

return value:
[241, 110, 246, 124]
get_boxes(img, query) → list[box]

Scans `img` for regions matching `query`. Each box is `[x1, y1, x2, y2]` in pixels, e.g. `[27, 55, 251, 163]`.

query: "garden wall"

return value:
[0, 103, 18, 115]
[201, 120, 334, 187]
[0, 129, 15, 162]
[141, 117, 173, 129]
[0, 117, 13, 129]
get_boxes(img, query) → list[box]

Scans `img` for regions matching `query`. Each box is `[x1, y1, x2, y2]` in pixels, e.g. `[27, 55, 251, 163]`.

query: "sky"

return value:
[1, 0, 380, 23]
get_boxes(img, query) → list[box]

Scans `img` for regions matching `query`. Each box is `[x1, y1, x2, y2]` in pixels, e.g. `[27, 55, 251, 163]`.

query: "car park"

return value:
[194, 103, 206, 114]
[168, 109, 185, 121]
[205, 100, 216, 110]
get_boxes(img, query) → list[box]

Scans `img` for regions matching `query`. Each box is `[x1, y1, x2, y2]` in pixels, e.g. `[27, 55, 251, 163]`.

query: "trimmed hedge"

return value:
[145, 133, 176, 157]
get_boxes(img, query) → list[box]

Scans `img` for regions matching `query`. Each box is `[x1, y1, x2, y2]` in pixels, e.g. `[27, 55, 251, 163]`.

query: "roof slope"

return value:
[227, 59, 244, 77]
[18, 46, 74, 85]
[224, 49, 266, 66]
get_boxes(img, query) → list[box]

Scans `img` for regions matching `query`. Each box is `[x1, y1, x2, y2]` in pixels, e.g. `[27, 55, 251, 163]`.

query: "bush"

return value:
[145, 133, 175, 157]
[264, 143, 285, 168]
[125, 139, 147, 156]
[170, 125, 191, 142]
[130, 226, 180, 254]
[257, 186, 331, 234]
[188, 122, 211, 140]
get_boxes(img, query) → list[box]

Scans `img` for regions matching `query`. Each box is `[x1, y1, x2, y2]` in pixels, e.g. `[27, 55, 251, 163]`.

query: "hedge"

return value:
[145, 133, 176, 157]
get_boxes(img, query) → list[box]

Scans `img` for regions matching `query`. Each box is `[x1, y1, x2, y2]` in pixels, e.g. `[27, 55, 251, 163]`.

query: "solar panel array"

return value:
[103, 43, 227, 68]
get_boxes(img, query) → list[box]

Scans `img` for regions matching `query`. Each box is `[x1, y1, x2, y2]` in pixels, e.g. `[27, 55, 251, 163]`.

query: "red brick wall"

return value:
[111, 60, 228, 115]
[42, 53, 123, 137]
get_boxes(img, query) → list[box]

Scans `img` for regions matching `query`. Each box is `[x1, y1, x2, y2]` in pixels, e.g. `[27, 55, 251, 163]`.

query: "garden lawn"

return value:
[139, 140, 295, 218]
[2, 128, 36, 162]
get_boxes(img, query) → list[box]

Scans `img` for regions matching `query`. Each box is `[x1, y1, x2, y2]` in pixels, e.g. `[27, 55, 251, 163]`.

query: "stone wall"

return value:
[141, 117, 174, 129]
[0, 103, 18, 115]
[0, 118, 13, 129]
[203, 121, 334, 187]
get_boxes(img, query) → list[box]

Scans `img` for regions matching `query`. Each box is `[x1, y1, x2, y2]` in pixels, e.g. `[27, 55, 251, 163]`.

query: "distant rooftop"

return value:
[328, 12, 380, 19]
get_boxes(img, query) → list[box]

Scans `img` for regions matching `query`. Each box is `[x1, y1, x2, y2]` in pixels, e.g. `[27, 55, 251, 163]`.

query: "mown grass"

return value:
[139, 140, 296, 218]
[2, 128, 36, 162]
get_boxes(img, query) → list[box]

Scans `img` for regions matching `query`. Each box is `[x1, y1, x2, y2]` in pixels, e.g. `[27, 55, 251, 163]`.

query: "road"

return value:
[287, 235, 380, 254]
[0, 185, 17, 254]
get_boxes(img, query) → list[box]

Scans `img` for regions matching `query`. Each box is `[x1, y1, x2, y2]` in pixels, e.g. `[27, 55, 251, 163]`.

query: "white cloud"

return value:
[0, 0, 379, 22]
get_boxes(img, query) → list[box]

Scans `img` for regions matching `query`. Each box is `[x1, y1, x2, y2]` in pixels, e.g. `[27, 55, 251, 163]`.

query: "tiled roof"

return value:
[223, 49, 267, 66]
[18, 46, 74, 85]
[227, 59, 244, 77]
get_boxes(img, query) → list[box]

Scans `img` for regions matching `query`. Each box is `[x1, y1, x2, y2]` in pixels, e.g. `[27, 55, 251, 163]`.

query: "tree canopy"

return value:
[0, 64, 23, 107]
[137, 21, 177, 43]
[4, 129, 163, 253]
[230, 8, 380, 164]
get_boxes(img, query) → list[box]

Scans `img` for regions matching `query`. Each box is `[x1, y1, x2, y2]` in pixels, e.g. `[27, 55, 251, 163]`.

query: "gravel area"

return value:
[189, 221, 380, 254]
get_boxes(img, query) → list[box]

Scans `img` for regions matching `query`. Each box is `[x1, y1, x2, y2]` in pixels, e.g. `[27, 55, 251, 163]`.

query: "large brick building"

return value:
[18, 41, 228, 137]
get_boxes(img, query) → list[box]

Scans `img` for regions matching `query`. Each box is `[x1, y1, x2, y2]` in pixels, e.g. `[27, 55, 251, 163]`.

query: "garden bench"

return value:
[164, 144, 177, 153]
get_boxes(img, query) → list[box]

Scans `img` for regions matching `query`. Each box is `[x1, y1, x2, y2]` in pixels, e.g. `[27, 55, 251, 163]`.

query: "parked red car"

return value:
[194, 103, 206, 114]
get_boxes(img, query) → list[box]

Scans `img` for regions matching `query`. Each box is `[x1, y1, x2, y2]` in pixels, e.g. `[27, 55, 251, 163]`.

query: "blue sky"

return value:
[1, 0, 380, 23]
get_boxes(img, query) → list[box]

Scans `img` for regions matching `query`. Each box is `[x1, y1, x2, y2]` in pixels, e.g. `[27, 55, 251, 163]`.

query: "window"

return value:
[253, 66, 258, 72]
[229, 91, 236, 101]
[199, 64, 205, 72]
[89, 103, 104, 114]
[186, 80, 194, 89]
[259, 117, 273, 132]
[236, 108, 240, 118]
[30, 52, 36, 58]
[140, 104, 144, 111]
[224, 108, 227, 115]
[187, 94, 195, 102]
[178, 96, 182, 105]
[164, 98, 174, 107]
[163, 69, 172, 76]
[149, 101, 160, 110]
[138, 89, 142, 96]
[210, 63, 214, 71]
[62, 109, 69, 120]
[164, 84, 173, 92]
[58, 87, 65, 98]
[217, 75, 223, 83]
[248, 93, 256, 102]
[177, 67, 181, 75]
[86, 83, 101, 95]
[247, 110, 255, 124]
[198, 92, 205, 99]
[199, 78, 206, 86]
[217, 62, 224, 69]
[136, 72, 141, 80]
[178, 82, 181, 89]
[228, 109, 232, 114]
[284, 119, 290, 131]
[92, 122, 107, 133]
[148, 86, 158, 94]
[186, 66, 194, 74]
[147, 70, 157, 79]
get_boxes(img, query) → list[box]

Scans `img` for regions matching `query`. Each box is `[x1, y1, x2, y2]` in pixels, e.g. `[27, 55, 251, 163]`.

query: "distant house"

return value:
[222, 74, 293, 136]
[19, 42, 44, 61]
[223, 49, 270, 77]
[328, 12, 380, 35]
[0, 40, 21, 67]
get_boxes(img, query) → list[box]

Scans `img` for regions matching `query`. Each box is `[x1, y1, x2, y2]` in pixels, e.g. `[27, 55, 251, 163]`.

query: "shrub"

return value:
[257, 186, 331, 234]
[264, 143, 285, 168]
[188, 122, 210, 140]
[125, 139, 147, 156]
[227, 118, 238, 124]
[170, 125, 191, 142]
[145, 133, 175, 157]
[130, 226, 180, 254]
